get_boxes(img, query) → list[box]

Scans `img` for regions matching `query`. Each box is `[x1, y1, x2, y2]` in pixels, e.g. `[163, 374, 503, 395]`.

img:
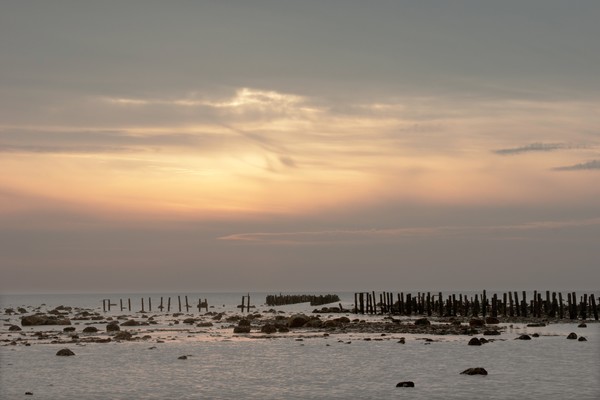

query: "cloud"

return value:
[493, 142, 583, 155]
[218, 217, 600, 244]
[553, 160, 600, 171]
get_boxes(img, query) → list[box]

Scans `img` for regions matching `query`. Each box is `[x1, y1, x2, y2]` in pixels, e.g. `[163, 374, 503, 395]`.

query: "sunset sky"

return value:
[1, 1, 599, 294]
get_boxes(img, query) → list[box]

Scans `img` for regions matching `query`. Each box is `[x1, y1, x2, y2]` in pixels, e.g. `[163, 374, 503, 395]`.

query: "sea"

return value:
[1, 291, 599, 399]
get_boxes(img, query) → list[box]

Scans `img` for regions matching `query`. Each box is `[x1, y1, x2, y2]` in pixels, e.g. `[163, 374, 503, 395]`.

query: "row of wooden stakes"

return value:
[101, 296, 209, 313]
[353, 290, 599, 320]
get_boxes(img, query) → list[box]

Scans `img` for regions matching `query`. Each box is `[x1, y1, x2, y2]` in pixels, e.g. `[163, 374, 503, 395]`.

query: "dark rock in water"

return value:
[461, 367, 488, 375]
[22, 314, 71, 326]
[8, 325, 22, 331]
[63, 327, 76, 332]
[398, 338, 405, 344]
[479, 338, 489, 344]
[114, 331, 133, 341]
[56, 348, 75, 356]
[414, 318, 430, 326]
[567, 332, 578, 340]
[82, 326, 98, 333]
[578, 336, 587, 342]
[120, 319, 139, 327]
[469, 319, 485, 327]
[183, 318, 196, 324]
[196, 322, 213, 327]
[516, 334, 531, 340]
[25, 392, 33, 395]
[578, 322, 587, 328]
[106, 323, 120, 332]
[261, 324, 277, 334]
[233, 326, 251, 334]
[288, 314, 310, 328]
[468, 338, 482, 346]
[485, 317, 500, 325]
[18, 307, 27, 314]
[532, 333, 540, 337]
[238, 319, 251, 327]
[396, 381, 415, 387]
[277, 326, 290, 333]
[178, 355, 188, 360]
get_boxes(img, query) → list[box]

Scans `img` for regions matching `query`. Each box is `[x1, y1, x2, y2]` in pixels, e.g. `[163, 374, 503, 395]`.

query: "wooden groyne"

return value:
[102, 296, 209, 313]
[266, 294, 341, 307]
[352, 290, 599, 320]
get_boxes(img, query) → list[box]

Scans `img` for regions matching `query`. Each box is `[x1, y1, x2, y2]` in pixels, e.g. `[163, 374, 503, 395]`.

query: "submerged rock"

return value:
[414, 318, 430, 326]
[106, 322, 120, 332]
[567, 332, 578, 340]
[461, 367, 488, 375]
[288, 314, 310, 328]
[578, 336, 587, 342]
[578, 322, 587, 328]
[8, 325, 22, 331]
[22, 314, 71, 326]
[261, 324, 277, 334]
[178, 355, 188, 360]
[120, 319, 140, 327]
[114, 331, 133, 341]
[233, 326, 251, 334]
[82, 326, 98, 333]
[396, 381, 415, 387]
[516, 334, 531, 340]
[468, 338, 482, 346]
[56, 348, 75, 356]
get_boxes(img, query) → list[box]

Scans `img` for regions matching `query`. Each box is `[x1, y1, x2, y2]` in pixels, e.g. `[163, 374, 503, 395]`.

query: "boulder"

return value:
[578, 322, 587, 328]
[106, 323, 120, 332]
[82, 326, 98, 333]
[396, 381, 415, 387]
[468, 337, 482, 346]
[516, 334, 531, 340]
[114, 331, 133, 341]
[277, 326, 290, 333]
[56, 348, 75, 356]
[196, 322, 213, 327]
[21, 314, 71, 326]
[288, 314, 310, 328]
[461, 367, 488, 375]
[120, 319, 140, 327]
[63, 327, 76, 332]
[8, 325, 22, 331]
[178, 355, 188, 360]
[183, 318, 196, 324]
[414, 318, 430, 326]
[469, 319, 485, 327]
[238, 319, 251, 327]
[261, 324, 277, 334]
[485, 317, 500, 325]
[578, 336, 587, 342]
[233, 326, 251, 334]
[566, 332, 577, 340]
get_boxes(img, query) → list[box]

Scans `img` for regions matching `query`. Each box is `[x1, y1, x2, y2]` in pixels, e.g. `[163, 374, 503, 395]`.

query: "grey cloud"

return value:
[493, 142, 581, 155]
[553, 160, 600, 171]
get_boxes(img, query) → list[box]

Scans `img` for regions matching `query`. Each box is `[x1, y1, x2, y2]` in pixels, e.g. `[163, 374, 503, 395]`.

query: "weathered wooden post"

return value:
[567, 293, 573, 319]
[581, 294, 588, 320]
[514, 292, 520, 317]
[177, 296, 181, 312]
[491, 294, 498, 318]
[550, 292, 557, 318]
[159, 297, 164, 311]
[533, 290, 538, 317]
[141, 297, 145, 313]
[359, 292, 365, 314]
[558, 292, 564, 319]
[185, 296, 190, 312]
[241, 295, 245, 313]
[149, 297, 152, 312]
[128, 298, 131, 312]
[406, 293, 412, 315]
[167, 297, 171, 312]
[482, 290, 487, 318]
[502, 293, 507, 317]
[590, 294, 598, 320]
[354, 293, 358, 314]
[102, 299, 106, 312]
[521, 291, 527, 317]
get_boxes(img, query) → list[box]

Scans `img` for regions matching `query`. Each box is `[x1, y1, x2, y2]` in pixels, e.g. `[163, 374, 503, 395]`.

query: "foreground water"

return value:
[1, 292, 599, 399]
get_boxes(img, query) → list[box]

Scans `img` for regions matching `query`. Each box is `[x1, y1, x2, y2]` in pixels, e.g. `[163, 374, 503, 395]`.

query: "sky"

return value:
[1, 1, 599, 294]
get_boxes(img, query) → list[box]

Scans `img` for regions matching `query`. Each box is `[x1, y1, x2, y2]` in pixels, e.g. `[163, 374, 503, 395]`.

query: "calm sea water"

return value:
[1, 292, 599, 399]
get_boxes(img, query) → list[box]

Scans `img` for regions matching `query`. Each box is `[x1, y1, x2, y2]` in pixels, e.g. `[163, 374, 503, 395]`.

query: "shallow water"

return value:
[1, 293, 599, 399]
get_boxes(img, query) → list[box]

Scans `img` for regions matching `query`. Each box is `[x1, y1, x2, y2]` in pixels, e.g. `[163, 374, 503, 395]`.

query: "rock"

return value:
[183, 318, 196, 324]
[578, 336, 587, 342]
[414, 318, 430, 326]
[288, 314, 310, 328]
[398, 338, 405, 344]
[277, 326, 290, 333]
[21, 314, 71, 326]
[516, 334, 531, 340]
[120, 319, 140, 327]
[578, 322, 587, 328]
[8, 325, 22, 331]
[63, 327, 76, 332]
[469, 319, 485, 327]
[485, 317, 500, 324]
[238, 319, 251, 327]
[567, 332, 578, 340]
[532, 333, 540, 337]
[396, 381, 415, 387]
[56, 348, 75, 356]
[196, 322, 213, 327]
[233, 326, 251, 334]
[527, 322, 546, 327]
[114, 331, 133, 341]
[178, 355, 188, 360]
[261, 324, 277, 334]
[106, 323, 120, 332]
[82, 326, 98, 333]
[461, 367, 488, 375]
[18, 307, 27, 314]
[25, 392, 33, 395]
[468, 337, 482, 346]
[335, 316, 351, 324]
[479, 338, 489, 344]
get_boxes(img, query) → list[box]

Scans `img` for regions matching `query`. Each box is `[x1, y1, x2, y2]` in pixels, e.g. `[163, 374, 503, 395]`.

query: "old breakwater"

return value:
[352, 290, 598, 321]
